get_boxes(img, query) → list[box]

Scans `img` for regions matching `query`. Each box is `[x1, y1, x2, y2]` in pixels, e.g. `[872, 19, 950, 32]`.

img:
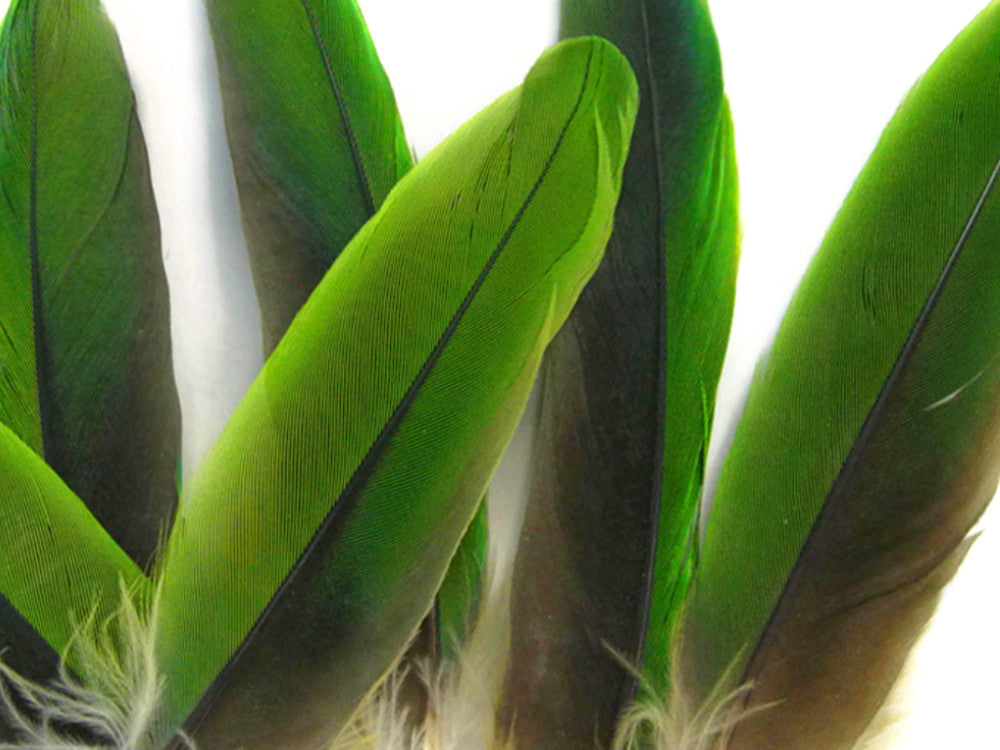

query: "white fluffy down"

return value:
[610, 668, 762, 750]
[0, 574, 752, 750]
[0, 571, 514, 750]
[333, 566, 514, 750]
[0, 583, 190, 750]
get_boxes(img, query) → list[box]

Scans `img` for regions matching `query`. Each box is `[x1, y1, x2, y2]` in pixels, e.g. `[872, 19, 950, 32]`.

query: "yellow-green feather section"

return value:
[155, 37, 637, 749]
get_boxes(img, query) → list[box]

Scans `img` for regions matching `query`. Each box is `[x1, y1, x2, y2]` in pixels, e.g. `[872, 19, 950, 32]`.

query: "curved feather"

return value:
[0, 421, 147, 686]
[0, 0, 179, 567]
[501, 1, 738, 745]
[154, 37, 637, 750]
[681, 5, 1000, 748]
[206, 0, 482, 707]
[204, 0, 412, 354]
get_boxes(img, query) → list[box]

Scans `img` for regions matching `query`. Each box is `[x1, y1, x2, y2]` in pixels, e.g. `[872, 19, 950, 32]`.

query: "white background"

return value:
[3, 0, 997, 746]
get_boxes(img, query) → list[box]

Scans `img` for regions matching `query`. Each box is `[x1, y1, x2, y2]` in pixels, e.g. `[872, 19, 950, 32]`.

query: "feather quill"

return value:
[153, 37, 637, 750]
[680, 4, 1000, 748]
[501, 1, 738, 746]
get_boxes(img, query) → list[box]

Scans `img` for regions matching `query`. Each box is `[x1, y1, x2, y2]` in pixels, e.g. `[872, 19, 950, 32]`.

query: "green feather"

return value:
[681, 5, 1000, 748]
[154, 37, 637, 749]
[204, 0, 413, 355]
[502, 1, 738, 745]
[435, 498, 489, 656]
[206, 0, 482, 699]
[0, 0, 179, 567]
[0, 420, 148, 681]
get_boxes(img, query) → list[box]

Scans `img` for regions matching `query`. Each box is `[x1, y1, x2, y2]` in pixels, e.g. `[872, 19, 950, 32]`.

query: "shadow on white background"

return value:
[3, 0, 995, 746]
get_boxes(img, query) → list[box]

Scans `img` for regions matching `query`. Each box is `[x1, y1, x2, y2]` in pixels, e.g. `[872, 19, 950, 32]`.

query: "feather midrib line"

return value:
[26, 0, 48, 461]
[298, 0, 375, 216]
[737, 151, 1000, 703]
[633, 0, 669, 696]
[181, 45, 599, 736]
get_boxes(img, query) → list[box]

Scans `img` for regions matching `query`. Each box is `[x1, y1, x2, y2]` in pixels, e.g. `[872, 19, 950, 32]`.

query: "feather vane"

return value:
[154, 36, 638, 750]
[680, 4, 1000, 747]
[502, 1, 739, 746]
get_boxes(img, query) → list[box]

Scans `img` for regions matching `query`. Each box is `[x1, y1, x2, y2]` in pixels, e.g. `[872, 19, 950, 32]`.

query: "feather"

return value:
[0, 421, 148, 741]
[0, 0, 180, 568]
[205, 0, 483, 718]
[679, 4, 1000, 748]
[435, 499, 489, 658]
[500, 1, 738, 746]
[153, 37, 638, 750]
[0, 1, 168, 736]
[203, 0, 413, 355]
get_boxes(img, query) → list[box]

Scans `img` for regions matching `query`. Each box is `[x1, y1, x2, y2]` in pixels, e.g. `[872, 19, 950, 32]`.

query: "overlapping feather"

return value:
[153, 37, 637, 750]
[0, 0, 179, 568]
[501, 1, 738, 746]
[0, 0, 168, 738]
[204, 0, 489, 718]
